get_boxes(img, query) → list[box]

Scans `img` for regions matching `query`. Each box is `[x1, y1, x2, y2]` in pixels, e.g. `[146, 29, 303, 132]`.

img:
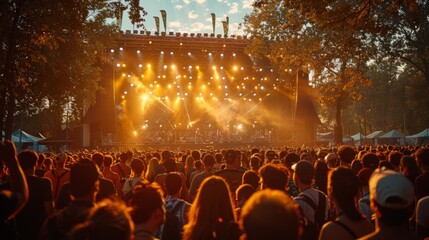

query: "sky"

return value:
[121, 0, 254, 35]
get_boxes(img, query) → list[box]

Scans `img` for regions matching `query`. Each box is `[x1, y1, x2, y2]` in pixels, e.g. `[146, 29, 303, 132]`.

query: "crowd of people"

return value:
[1, 140, 429, 240]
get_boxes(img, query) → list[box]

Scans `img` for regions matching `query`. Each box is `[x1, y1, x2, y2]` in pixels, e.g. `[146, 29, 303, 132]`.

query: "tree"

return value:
[0, 0, 118, 140]
[243, 0, 375, 143]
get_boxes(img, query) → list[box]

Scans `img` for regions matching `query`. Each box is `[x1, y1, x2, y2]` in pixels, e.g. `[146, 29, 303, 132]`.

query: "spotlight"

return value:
[119, 47, 123, 51]
[188, 52, 191, 56]
[110, 49, 115, 53]
[137, 50, 141, 54]
[161, 51, 164, 54]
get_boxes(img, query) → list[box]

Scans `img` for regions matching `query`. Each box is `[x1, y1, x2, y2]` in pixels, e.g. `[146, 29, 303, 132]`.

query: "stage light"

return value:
[171, 64, 176, 70]
[162, 75, 166, 78]
[212, 66, 216, 70]
[127, 74, 131, 78]
[224, 85, 228, 89]
[241, 67, 244, 71]
[180, 42, 183, 46]
[168, 84, 172, 89]
[147, 64, 151, 68]
[161, 51, 164, 54]
[233, 53, 236, 57]
[119, 47, 123, 51]
[177, 92, 180, 96]
[223, 44, 226, 47]
[220, 53, 224, 57]
[121, 95, 125, 99]
[253, 93, 257, 96]
[196, 66, 200, 70]
[259, 68, 263, 71]
[225, 93, 228, 96]
[139, 64, 143, 68]
[149, 84, 153, 88]
[208, 52, 212, 56]
[237, 124, 243, 130]
[137, 50, 141, 54]
[188, 65, 192, 69]
[122, 64, 126, 67]
[261, 86, 265, 90]
[164, 65, 167, 69]
[220, 66, 223, 70]
[149, 41, 152, 44]
[233, 66, 238, 71]
[124, 91, 128, 95]
[188, 85, 192, 89]
[111, 49, 115, 53]
[130, 83, 134, 87]
[122, 73, 126, 77]
[116, 63, 120, 67]
[202, 85, 206, 90]
[170, 52, 174, 55]
[141, 74, 144, 78]
[188, 52, 191, 56]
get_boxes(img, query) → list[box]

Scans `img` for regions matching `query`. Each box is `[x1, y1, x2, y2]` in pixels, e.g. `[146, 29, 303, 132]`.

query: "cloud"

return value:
[174, 5, 184, 10]
[196, 0, 206, 3]
[228, 2, 239, 14]
[169, 21, 182, 28]
[191, 22, 205, 32]
[188, 10, 198, 19]
[242, 0, 253, 9]
[183, 0, 190, 4]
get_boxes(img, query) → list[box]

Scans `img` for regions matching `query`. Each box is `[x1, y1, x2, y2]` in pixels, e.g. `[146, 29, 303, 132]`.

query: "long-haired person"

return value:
[182, 176, 240, 240]
[319, 167, 373, 240]
[145, 157, 160, 183]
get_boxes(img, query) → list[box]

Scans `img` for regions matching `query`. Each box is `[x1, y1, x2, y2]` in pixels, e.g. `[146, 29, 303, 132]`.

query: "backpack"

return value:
[161, 201, 185, 240]
[299, 192, 327, 240]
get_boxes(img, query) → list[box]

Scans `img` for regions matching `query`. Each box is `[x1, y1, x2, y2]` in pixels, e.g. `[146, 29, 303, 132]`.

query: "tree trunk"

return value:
[334, 95, 343, 144]
[0, 90, 6, 140]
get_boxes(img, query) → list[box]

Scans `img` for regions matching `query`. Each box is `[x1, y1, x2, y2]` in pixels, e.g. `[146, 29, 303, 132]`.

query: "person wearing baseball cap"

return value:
[360, 169, 419, 240]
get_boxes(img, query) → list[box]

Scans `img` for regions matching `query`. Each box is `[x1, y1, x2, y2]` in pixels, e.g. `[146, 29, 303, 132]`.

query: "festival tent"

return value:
[406, 128, 429, 145]
[363, 130, 384, 145]
[350, 133, 365, 146]
[378, 129, 406, 145]
[12, 129, 45, 151]
[317, 132, 333, 142]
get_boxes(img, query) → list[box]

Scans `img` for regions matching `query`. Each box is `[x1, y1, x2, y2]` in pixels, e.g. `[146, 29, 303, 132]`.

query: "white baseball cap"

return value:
[369, 169, 414, 209]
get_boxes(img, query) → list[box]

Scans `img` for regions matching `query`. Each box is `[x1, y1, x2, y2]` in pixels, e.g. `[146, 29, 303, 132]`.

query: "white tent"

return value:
[12, 129, 45, 151]
[406, 128, 429, 145]
[363, 130, 384, 145]
[379, 130, 405, 145]
[350, 133, 364, 146]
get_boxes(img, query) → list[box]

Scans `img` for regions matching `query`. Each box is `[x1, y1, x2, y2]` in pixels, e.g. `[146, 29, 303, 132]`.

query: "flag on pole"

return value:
[211, 13, 216, 35]
[154, 16, 160, 33]
[160, 10, 167, 32]
[222, 16, 229, 37]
